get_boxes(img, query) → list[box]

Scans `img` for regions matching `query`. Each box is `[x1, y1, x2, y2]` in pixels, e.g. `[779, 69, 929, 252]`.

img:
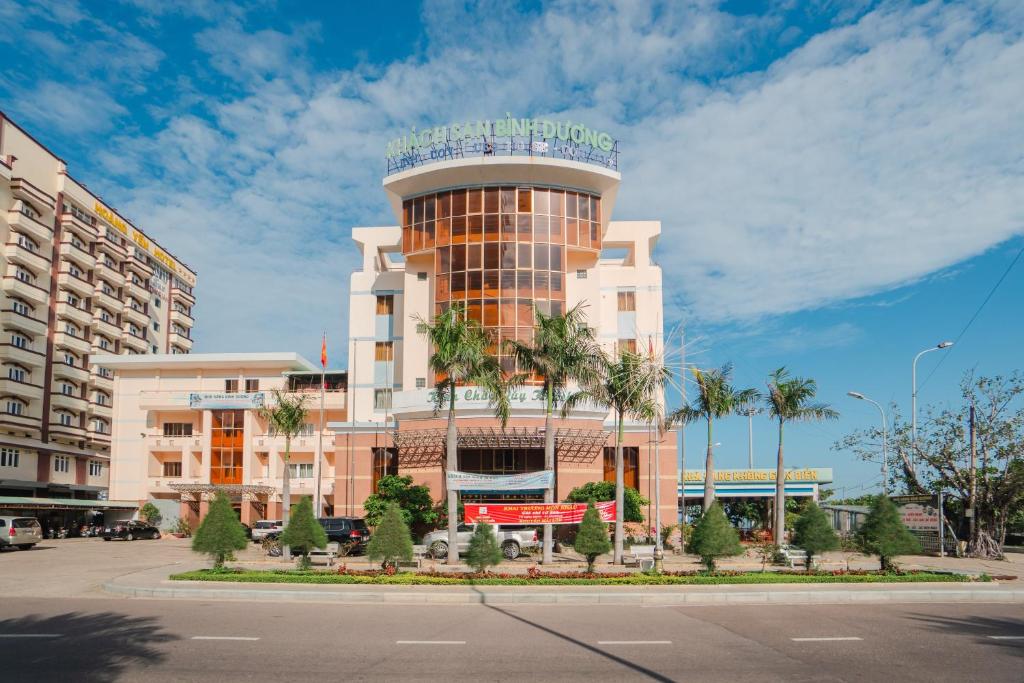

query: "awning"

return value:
[0, 496, 138, 510]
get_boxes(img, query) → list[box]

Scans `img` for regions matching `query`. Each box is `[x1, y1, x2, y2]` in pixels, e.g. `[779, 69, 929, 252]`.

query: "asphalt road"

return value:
[1, 598, 1021, 682]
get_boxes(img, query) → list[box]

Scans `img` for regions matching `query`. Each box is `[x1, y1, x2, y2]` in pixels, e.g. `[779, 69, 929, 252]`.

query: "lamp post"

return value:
[746, 408, 756, 469]
[912, 341, 953, 473]
[848, 392, 888, 493]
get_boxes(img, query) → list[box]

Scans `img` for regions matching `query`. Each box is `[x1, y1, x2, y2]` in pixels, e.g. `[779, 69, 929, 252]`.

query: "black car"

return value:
[102, 520, 161, 541]
[266, 516, 370, 555]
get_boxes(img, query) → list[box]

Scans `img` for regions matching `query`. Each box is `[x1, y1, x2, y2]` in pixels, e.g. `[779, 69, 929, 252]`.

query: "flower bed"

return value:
[170, 566, 983, 586]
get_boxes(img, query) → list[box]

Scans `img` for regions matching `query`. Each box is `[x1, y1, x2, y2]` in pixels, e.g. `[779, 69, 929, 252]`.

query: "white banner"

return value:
[188, 392, 266, 410]
[446, 470, 554, 492]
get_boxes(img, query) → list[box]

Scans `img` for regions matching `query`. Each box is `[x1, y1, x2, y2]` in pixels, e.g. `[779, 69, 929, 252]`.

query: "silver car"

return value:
[422, 524, 539, 560]
[0, 516, 42, 550]
[251, 519, 283, 542]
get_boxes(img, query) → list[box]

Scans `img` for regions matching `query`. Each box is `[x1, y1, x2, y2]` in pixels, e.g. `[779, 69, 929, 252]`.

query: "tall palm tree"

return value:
[668, 363, 758, 512]
[505, 303, 602, 564]
[419, 303, 511, 565]
[765, 367, 838, 544]
[563, 349, 668, 564]
[259, 389, 309, 560]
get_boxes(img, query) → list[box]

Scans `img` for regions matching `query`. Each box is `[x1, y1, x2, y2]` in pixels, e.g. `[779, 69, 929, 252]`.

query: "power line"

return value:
[918, 240, 1024, 391]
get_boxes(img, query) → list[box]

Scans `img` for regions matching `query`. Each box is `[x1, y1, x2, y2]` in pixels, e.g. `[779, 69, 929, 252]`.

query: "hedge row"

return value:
[170, 569, 978, 586]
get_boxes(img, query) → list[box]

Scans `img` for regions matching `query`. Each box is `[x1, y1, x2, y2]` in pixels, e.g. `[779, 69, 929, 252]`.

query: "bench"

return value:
[307, 542, 340, 567]
[624, 545, 656, 571]
[781, 545, 815, 569]
[397, 544, 429, 569]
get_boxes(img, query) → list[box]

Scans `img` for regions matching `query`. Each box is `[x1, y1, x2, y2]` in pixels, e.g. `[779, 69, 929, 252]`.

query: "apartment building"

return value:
[0, 112, 196, 520]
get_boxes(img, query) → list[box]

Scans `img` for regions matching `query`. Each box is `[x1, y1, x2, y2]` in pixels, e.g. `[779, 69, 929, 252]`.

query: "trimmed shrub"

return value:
[191, 491, 248, 569]
[363, 475, 437, 537]
[856, 496, 921, 571]
[279, 496, 327, 569]
[574, 501, 612, 572]
[139, 502, 162, 527]
[792, 501, 839, 570]
[465, 522, 503, 573]
[367, 502, 414, 569]
[689, 502, 742, 571]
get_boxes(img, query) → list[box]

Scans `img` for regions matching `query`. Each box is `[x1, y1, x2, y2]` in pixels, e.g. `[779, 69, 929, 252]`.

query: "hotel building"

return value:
[102, 120, 677, 531]
[0, 112, 196, 522]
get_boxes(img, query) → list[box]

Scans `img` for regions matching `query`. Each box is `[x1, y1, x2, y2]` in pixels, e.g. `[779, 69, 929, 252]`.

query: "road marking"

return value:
[0, 634, 62, 638]
[988, 636, 1024, 640]
[396, 640, 466, 645]
[598, 641, 672, 645]
[191, 636, 260, 641]
[791, 637, 863, 642]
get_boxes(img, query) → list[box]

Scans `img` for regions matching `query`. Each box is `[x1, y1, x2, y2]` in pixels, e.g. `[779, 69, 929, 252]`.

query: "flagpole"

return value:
[314, 332, 326, 516]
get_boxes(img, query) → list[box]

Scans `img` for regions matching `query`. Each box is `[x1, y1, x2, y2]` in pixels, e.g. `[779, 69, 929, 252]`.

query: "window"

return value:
[225, 379, 239, 393]
[16, 267, 34, 284]
[100, 309, 112, 323]
[288, 463, 313, 478]
[162, 461, 182, 477]
[16, 233, 38, 252]
[89, 461, 103, 477]
[371, 447, 398, 492]
[0, 448, 19, 468]
[373, 389, 393, 411]
[64, 353, 76, 366]
[617, 290, 636, 312]
[98, 337, 110, 351]
[66, 293, 79, 308]
[153, 297, 161, 308]
[99, 367, 112, 378]
[603, 447, 639, 490]
[163, 423, 194, 437]
[12, 299, 31, 316]
[6, 399, 24, 416]
[8, 365, 26, 382]
[245, 379, 259, 392]
[102, 284, 114, 296]
[153, 321, 160, 331]
[95, 391, 108, 405]
[59, 412, 74, 426]
[54, 455, 70, 473]
[61, 382, 75, 396]
[577, 269, 588, 279]
[376, 294, 394, 315]
[416, 377, 426, 389]
[617, 339, 637, 355]
[374, 342, 394, 361]
[64, 322, 79, 337]
[417, 271, 428, 281]
[92, 419, 107, 434]
[68, 264, 81, 278]
[152, 345, 158, 353]
[128, 324, 140, 336]
[11, 333, 29, 349]
[19, 202, 39, 219]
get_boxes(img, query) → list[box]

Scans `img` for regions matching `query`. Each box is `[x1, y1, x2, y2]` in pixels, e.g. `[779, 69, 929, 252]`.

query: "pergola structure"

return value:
[167, 483, 276, 517]
[390, 426, 609, 468]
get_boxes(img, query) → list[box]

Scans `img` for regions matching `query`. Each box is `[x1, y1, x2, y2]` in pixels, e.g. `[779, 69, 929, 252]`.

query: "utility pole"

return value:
[678, 329, 686, 554]
[968, 402, 977, 543]
[746, 408, 755, 469]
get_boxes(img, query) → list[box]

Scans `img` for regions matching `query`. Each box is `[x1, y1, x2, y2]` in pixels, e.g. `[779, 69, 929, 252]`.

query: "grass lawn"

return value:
[170, 569, 981, 586]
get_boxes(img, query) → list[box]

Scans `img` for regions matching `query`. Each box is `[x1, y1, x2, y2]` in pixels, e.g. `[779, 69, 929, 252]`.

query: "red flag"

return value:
[320, 333, 327, 368]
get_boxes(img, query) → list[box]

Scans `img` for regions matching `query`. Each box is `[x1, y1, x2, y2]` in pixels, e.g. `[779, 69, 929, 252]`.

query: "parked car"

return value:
[422, 524, 539, 560]
[250, 519, 283, 542]
[102, 520, 161, 541]
[0, 516, 42, 551]
[263, 517, 371, 555]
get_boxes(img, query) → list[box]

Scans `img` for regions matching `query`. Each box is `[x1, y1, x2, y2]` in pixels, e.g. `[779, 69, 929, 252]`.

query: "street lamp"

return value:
[848, 391, 888, 493]
[912, 341, 953, 472]
[745, 408, 756, 469]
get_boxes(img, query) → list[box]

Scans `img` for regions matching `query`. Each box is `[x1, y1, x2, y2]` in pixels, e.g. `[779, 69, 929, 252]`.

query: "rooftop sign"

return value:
[385, 115, 619, 176]
[683, 468, 833, 484]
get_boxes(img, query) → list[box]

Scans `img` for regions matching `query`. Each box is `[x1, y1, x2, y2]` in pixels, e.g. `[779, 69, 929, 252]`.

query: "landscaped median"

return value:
[170, 568, 984, 586]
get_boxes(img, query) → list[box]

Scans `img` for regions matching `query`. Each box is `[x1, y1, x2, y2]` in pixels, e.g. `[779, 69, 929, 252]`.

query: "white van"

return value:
[0, 516, 43, 550]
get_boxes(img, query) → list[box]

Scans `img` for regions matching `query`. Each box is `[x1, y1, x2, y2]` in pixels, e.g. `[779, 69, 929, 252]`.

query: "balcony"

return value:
[171, 286, 195, 306]
[148, 475, 201, 493]
[96, 234, 127, 261]
[170, 308, 194, 328]
[126, 254, 153, 279]
[169, 331, 192, 352]
[125, 279, 151, 302]
[252, 476, 334, 496]
[0, 343, 46, 369]
[59, 240, 96, 270]
[48, 422, 87, 442]
[252, 433, 335, 453]
[52, 360, 90, 384]
[57, 271, 94, 299]
[3, 276, 49, 306]
[0, 378, 43, 402]
[146, 430, 203, 452]
[55, 301, 93, 328]
[50, 391, 88, 413]
[121, 331, 149, 353]
[53, 330, 92, 356]
[0, 309, 47, 337]
[1, 411, 42, 436]
[89, 369, 113, 390]
[138, 390, 192, 410]
[7, 210, 53, 243]
[87, 428, 111, 446]
[88, 401, 112, 419]
[90, 316, 121, 340]
[59, 212, 99, 242]
[287, 389, 347, 411]
[94, 261, 126, 288]
[92, 288, 122, 312]
[122, 304, 147, 327]
[5, 241, 51, 273]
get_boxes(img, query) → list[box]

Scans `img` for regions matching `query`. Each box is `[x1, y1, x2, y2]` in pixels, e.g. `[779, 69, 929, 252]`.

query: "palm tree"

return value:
[563, 349, 668, 564]
[765, 367, 838, 544]
[505, 303, 602, 564]
[418, 303, 511, 565]
[668, 363, 758, 512]
[258, 389, 309, 560]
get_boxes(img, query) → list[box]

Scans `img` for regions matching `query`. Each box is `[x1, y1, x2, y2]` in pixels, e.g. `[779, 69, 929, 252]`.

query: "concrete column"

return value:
[201, 410, 213, 482]
[240, 500, 256, 525]
[198, 499, 210, 520]
[242, 410, 254, 485]
[181, 443, 191, 479]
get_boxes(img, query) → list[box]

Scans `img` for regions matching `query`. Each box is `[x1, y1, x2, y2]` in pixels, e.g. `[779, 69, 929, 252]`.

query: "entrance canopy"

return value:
[679, 468, 833, 500]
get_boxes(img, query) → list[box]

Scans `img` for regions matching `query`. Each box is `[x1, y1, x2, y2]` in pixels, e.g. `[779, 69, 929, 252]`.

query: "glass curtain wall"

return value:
[211, 409, 244, 485]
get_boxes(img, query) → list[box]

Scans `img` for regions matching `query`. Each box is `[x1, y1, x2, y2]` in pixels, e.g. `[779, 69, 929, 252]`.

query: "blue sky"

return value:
[2, 0, 1022, 493]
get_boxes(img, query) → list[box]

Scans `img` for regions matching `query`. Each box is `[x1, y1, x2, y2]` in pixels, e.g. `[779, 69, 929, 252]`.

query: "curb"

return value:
[102, 580, 1024, 606]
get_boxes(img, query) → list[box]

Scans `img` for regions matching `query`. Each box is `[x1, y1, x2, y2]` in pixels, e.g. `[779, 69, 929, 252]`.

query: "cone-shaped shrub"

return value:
[465, 522, 503, 573]
[279, 496, 327, 568]
[856, 496, 921, 571]
[367, 502, 414, 569]
[689, 502, 742, 571]
[191, 491, 248, 569]
[574, 500, 612, 573]
[792, 501, 839, 570]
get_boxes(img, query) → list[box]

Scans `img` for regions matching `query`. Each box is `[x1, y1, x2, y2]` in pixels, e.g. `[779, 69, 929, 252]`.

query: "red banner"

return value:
[464, 502, 615, 525]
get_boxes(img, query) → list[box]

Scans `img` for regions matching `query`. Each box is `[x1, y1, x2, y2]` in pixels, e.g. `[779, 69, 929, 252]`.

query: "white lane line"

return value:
[396, 640, 466, 645]
[988, 636, 1024, 640]
[791, 637, 863, 642]
[598, 641, 672, 645]
[191, 636, 260, 641]
[0, 634, 62, 638]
